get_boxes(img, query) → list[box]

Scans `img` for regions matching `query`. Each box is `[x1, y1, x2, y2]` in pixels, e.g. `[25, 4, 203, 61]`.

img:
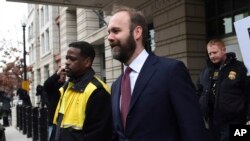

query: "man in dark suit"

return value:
[107, 5, 206, 141]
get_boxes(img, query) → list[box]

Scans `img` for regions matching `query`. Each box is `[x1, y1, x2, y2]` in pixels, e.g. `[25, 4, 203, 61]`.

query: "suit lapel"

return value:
[112, 54, 158, 132]
[129, 54, 158, 111]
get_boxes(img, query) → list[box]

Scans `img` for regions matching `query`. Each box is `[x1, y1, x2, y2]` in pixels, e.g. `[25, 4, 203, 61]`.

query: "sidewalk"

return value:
[2, 105, 32, 141]
[4, 126, 32, 141]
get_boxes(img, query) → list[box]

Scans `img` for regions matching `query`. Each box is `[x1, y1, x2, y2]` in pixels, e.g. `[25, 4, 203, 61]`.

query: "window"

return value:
[146, 23, 156, 52]
[40, 29, 50, 55]
[234, 12, 249, 22]
[30, 44, 35, 64]
[223, 17, 233, 34]
[41, 33, 45, 54]
[45, 29, 50, 51]
[218, 0, 232, 14]
[28, 4, 33, 13]
[205, 0, 250, 38]
[28, 22, 34, 40]
[98, 10, 105, 28]
[44, 65, 49, 79]
[40, 7, 44, 28]
[92, 10, 106, 28]
[45, 5, 49, 23]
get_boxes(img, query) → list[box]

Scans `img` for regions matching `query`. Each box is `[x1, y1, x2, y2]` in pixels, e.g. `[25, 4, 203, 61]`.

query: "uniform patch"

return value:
[213, 71, 219, 80]
[228, 71, 236, 80]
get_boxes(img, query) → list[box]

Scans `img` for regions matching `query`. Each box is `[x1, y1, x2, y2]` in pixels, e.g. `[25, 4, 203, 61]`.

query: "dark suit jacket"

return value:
[111, 53, 205, 141]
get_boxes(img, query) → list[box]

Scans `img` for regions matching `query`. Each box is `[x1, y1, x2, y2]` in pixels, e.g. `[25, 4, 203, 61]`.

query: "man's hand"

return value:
[57, 67, 65, 75]
[246, 120, 250, 125]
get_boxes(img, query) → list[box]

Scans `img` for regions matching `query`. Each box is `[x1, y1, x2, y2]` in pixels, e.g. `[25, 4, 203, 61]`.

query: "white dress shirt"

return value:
[124, 49, 149, 95]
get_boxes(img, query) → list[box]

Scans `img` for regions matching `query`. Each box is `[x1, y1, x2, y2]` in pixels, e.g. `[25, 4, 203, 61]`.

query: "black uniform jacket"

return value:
[197, 53, 250, 127]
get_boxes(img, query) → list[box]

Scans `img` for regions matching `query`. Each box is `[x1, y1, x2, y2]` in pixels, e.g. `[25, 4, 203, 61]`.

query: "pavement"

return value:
[2, 106, 32, 141]
[4, 126, 32, 141]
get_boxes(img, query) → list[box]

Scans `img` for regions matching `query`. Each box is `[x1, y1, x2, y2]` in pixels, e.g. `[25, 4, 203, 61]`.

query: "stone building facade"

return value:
[22, 0, 248, 105]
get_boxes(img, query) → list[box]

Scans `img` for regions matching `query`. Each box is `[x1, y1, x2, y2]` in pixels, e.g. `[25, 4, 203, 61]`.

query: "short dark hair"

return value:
[112, 5, 148, 48]
[68, 41, 95, 62]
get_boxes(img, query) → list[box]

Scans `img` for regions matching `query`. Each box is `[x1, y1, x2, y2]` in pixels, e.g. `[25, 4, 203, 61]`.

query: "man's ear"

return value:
[223, 47, 226, 51]
[222, 47, 226, 53]
[84, 57, 92, 68]
[134, 26, 143, 40]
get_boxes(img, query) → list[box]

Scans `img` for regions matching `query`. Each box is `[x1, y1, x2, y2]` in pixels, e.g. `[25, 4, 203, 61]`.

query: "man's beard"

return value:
[111, 34, 136, 63]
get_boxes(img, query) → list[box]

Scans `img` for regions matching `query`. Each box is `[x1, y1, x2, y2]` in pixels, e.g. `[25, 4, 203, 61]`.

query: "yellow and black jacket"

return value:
[51, 69, 112, 141]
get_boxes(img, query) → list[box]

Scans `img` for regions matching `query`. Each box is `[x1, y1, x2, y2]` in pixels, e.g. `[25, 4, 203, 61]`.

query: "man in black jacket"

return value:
[197, 39, 250, 141]
[44, 67, 66, 139]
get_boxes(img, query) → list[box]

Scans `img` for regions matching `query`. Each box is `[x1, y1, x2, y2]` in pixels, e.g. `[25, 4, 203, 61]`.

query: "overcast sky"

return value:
[0, 0, 27, 65]
[0, 0, 27, 39]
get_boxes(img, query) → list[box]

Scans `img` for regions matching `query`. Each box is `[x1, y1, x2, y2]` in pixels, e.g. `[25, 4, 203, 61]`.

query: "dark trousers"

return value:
[208, 123, 229, 141]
